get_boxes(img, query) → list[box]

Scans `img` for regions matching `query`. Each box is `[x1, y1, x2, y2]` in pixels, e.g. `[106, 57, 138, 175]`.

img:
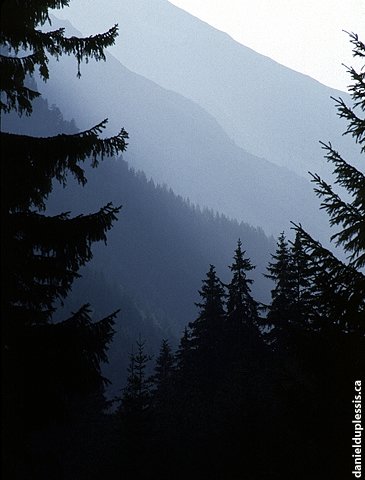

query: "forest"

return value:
[1, 1, 364, 479]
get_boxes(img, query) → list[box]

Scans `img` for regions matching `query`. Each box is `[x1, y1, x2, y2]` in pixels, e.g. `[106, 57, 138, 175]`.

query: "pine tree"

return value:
[290, 231, 316, 327]
[150, 338, 176, 458]
[187, 265, 226, 393]
[189, 265, 226, 355]
[265, 232, 294, 345]
[265, 231, 316, 351]
[1, 1, 128, 475]
[175, 326, 192, 374]
[174, 326, 195, 401]
[118, 337, 153, 477]
[121, 337, 152, 416]
[1, 0, 127, 397]
[226, 239, 259, 326]
[293, 32, 365, 334]
[151, 339, 175, 408]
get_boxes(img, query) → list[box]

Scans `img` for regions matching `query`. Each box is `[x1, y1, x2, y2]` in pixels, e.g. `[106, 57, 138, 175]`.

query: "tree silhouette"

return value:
[293, 32, 365, 335]
[121, 337, 152, 416]
[225, 239, 262, 370]
[1, 1, 128, 476]
[151, 339, 175, 408]
[188, 264, 226, 383]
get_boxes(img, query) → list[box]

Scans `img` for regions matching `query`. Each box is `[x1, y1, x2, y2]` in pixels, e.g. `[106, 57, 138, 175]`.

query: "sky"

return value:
[169, 0, 364, 92]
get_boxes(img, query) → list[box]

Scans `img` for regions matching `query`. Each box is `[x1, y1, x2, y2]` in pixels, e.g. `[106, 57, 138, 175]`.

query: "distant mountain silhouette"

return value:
[53, 0, 358, 177]
[36, 16, 329, 240]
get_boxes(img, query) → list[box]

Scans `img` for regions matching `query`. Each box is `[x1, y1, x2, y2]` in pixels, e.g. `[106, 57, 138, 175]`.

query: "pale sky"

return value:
[169, 0, 364, 91]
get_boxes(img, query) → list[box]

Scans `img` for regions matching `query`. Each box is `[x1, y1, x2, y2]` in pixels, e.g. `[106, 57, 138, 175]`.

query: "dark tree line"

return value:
[113, 33, 364, 480]
[115, 228, 363, 479]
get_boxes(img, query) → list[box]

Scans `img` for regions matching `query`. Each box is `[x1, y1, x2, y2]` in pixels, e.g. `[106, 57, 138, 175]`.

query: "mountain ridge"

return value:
[51, 0, 358, 178]
[36, 16, 329, 241]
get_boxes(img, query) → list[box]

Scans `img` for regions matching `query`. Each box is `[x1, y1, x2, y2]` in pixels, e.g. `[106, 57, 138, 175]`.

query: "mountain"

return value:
[52, 0, 359, 178]
[36, 17, 329, 240]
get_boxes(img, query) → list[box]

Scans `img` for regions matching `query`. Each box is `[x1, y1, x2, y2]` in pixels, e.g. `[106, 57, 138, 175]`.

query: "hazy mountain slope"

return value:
[37, 18, 328, 240]
[49, 159, 276, 391]
[48, 157, 274, 328]
[54, 0, 357, 177]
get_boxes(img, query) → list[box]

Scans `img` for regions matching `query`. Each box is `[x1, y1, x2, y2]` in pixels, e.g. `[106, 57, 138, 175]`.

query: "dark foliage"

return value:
[1, 1, 127, 478]
[112, 34, 365, 480]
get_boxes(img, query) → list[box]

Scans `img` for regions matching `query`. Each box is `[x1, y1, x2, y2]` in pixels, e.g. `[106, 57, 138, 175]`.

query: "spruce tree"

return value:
[1, 0, 127, 396]
[289, 38, 365, 477]
[150, 338, 176, 457]
[265, 232, 294, 345]
[265, 232, 316, 351]
[175, 326, 192, 375]
[118, 338, 153, 478]
[189, 265, 226, 356]
[290, 231, 316, 327]
[293, 32, 365, 334]
[151, 339, 175, 409]
[226, 239, 259, 326]
[121, 337, 152, 416]
[174, 326, 195, 403]
[1, 1, 128, 474]
[188, 265, 226, 393]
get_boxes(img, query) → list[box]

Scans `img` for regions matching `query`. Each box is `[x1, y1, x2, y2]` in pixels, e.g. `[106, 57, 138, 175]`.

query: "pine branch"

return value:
[309, 171, 364, 267]
[332, 96, 365, 151]
[1, 124, 128, 210]
[292, 223, 365, 333]
[319, 142, 365, 196]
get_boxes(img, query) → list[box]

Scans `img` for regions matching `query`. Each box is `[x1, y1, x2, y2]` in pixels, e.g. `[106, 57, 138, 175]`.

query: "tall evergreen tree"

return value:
[265, 232, 315, 347]
[188, 265, 226, 392]
[289, 36, 365, 477]
[118, 338, 153, 478]
[293, 32, 365, 334]
[1, 0, 127, 399]
[290, 231, 316, 327]
[151, 339, 175, 408]
[265, 232, 294, 345]
[121, 337, 152, 416]
[189, 265, 226, 356]
[226, 239, 259, 326]
[175, 326, 192, 375]
[1, 1, 128, 476]
[225, 239, 263, 369]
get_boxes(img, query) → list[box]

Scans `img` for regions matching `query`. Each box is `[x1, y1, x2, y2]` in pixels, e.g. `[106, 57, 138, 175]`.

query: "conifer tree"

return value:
[265, 232, 315, 349]
[175, 326, 192, 374]
[290, 231, 315, 327]
[188, 265, 226, 391]
[118, 338, 153, 478]
[174, 327, 195, 398]
[121, 337, 152, 416]
[227, 239, 259, 327]
[1, 2, 128, 473]
[293, 32, 365, 334]
[1, 0, 127, 398]
[151, 339, 175, 407]
[265, 232, 294, 344]
[189, 265, 226, 355]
